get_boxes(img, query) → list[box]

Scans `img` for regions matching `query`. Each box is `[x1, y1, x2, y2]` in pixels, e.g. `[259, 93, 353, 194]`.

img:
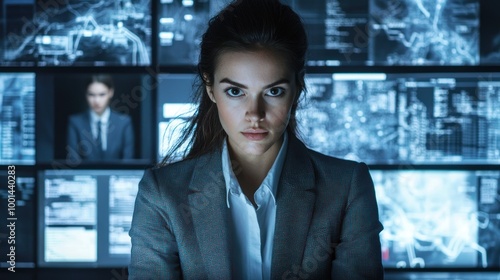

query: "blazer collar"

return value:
[187, 134, 316, 278]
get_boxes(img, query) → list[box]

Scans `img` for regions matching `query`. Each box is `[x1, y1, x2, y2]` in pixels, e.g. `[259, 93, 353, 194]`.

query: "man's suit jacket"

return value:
[66, 110, 134, 161]
[129, 134, 383, 279]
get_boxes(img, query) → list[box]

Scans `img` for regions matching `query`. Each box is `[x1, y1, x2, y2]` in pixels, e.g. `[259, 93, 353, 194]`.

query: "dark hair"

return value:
[86, 74, 114, 91]
[159, 0, 308, 166]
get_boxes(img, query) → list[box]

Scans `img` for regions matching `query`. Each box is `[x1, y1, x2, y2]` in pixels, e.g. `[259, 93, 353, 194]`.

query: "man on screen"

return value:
[67, 74, 135, 162]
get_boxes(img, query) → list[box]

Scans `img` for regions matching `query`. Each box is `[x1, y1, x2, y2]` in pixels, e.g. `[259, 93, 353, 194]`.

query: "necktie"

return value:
[96, 120, 103, 158]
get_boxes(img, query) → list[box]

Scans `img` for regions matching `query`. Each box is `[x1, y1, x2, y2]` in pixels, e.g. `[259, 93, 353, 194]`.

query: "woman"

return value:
[66, 74, 135, 161]
[129, 0, 383, 279]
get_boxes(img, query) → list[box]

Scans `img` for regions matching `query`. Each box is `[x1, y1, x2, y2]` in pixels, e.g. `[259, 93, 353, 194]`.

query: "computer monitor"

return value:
[0, 170, 36, 269]
[37, 169, 144, 267]
[0, 0, 37, 66]
[297, 72, 500, 164]
[155, 0, 500, 66]
[480, 0, 500, 64]
[36, 73, 154, 165]
[284, 0, 370, 66]
[157, 0, 372, 66]
[157, 73, 197, 162]
[0, 0, 151, 66]
[369, 0, 480, 65]
[158, 0, 215, 66]
[297, 73, 398, 163]
[0, 73, 35, 165]
[371, 169, 500, 269]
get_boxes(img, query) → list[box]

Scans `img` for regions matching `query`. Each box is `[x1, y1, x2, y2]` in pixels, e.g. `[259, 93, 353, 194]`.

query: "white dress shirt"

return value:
[221, 132, 288, 280]
[89, 107, 110, 151]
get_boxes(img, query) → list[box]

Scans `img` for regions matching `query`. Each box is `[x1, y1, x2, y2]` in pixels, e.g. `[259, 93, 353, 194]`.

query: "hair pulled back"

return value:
[159, 0, 307, 165]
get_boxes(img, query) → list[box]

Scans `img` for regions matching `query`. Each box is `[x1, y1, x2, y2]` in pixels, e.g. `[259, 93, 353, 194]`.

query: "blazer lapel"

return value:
[271, 135, 316, 278]
[187, 151, 232, 279]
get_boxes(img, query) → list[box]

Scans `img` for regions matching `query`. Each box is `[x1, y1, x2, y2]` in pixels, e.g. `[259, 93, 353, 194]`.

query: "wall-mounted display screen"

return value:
[372, 170, 500, 269]
[297, 73, 500, 164]
[0, 0, 151, 66]
[0, 73, 35, 165]
[369, 0, 480, 65]
[0, 170, 35, 269]
[156, 73, 196, 162]
[36, 73, 154, 165]
[157, 0, 500, 66]
[38, 169, 143, 267]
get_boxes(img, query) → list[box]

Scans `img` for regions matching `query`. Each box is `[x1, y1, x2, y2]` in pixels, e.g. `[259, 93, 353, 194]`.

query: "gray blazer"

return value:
[66, 110, 134, 161]
[129, 135, 383, 279]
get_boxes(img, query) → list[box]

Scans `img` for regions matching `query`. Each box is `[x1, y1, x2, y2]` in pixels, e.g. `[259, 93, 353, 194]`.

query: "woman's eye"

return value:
[225, 87, 243, 97]
[266, 87, 285, 97]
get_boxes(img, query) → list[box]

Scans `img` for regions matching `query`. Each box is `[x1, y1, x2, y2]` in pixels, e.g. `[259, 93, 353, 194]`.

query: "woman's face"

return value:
[86, 82, 114, 116]
[207, 49, 297, 160]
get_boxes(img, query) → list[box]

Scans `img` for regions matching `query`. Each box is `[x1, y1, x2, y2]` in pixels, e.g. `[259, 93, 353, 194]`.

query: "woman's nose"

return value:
[245, 96, 265, 123]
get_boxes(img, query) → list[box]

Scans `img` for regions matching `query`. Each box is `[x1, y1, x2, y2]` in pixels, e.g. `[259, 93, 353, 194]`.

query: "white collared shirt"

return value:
[221, 132, 288, 280]
[89, 107, 110, 151]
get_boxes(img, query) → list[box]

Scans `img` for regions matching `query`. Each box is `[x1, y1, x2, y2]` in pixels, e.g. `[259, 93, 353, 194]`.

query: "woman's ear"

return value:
[206, 86, 216, 103]
[203, 73, 216, 103]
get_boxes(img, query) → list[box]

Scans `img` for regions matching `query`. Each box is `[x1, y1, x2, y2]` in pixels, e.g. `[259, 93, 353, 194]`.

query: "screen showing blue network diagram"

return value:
[0, 0, 151, 66]
[369, 0, 480, 65]
[371, 170, 500, 269]
[297, 73, 500, 164]
[0, 73, 35, 165]
[38, 169, 143, 267]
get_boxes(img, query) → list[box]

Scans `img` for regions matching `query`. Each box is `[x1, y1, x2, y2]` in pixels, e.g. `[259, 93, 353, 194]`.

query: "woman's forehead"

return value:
[213, 49, 295, 83]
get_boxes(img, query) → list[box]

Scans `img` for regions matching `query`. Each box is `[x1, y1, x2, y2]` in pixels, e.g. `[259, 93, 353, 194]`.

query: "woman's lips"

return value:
[241, 129, 268, 140]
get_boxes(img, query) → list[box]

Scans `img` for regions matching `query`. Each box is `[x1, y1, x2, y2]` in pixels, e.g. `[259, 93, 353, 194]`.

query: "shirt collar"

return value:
[221, 131, 288, 208]
[90, 107, 110, 124]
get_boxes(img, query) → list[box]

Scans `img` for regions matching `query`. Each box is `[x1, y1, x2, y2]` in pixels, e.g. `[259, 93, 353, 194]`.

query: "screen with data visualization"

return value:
[38, 169, 143, 267]
[297, 73, 500, 164]
[369, 0, 480, 65]
[0, 73, 35, 164]
[156, 0, 500, 66]
[372, 170, 500, 269]
[0, 171, 35, 268]
[0, 0, 151, 66]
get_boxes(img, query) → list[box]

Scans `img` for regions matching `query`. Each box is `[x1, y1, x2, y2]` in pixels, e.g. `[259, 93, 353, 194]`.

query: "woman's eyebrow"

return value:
[219, 78, 290, 89]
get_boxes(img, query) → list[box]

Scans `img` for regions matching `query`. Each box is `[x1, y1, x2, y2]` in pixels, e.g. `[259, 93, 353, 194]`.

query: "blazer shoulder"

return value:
[110, 110, 132, 121]
[148, 156, 200, 193]
[304, 145, 363, 172]
[68, 112, 88, 125]
[69, 111, 87, 119]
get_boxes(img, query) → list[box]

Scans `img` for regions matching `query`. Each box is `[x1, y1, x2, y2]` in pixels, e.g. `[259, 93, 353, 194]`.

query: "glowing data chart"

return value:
[1, 0, 151, 66]
[298, 73, 500, 164]
[0, 73, 35, 164]
[371, 170, 500, 269]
